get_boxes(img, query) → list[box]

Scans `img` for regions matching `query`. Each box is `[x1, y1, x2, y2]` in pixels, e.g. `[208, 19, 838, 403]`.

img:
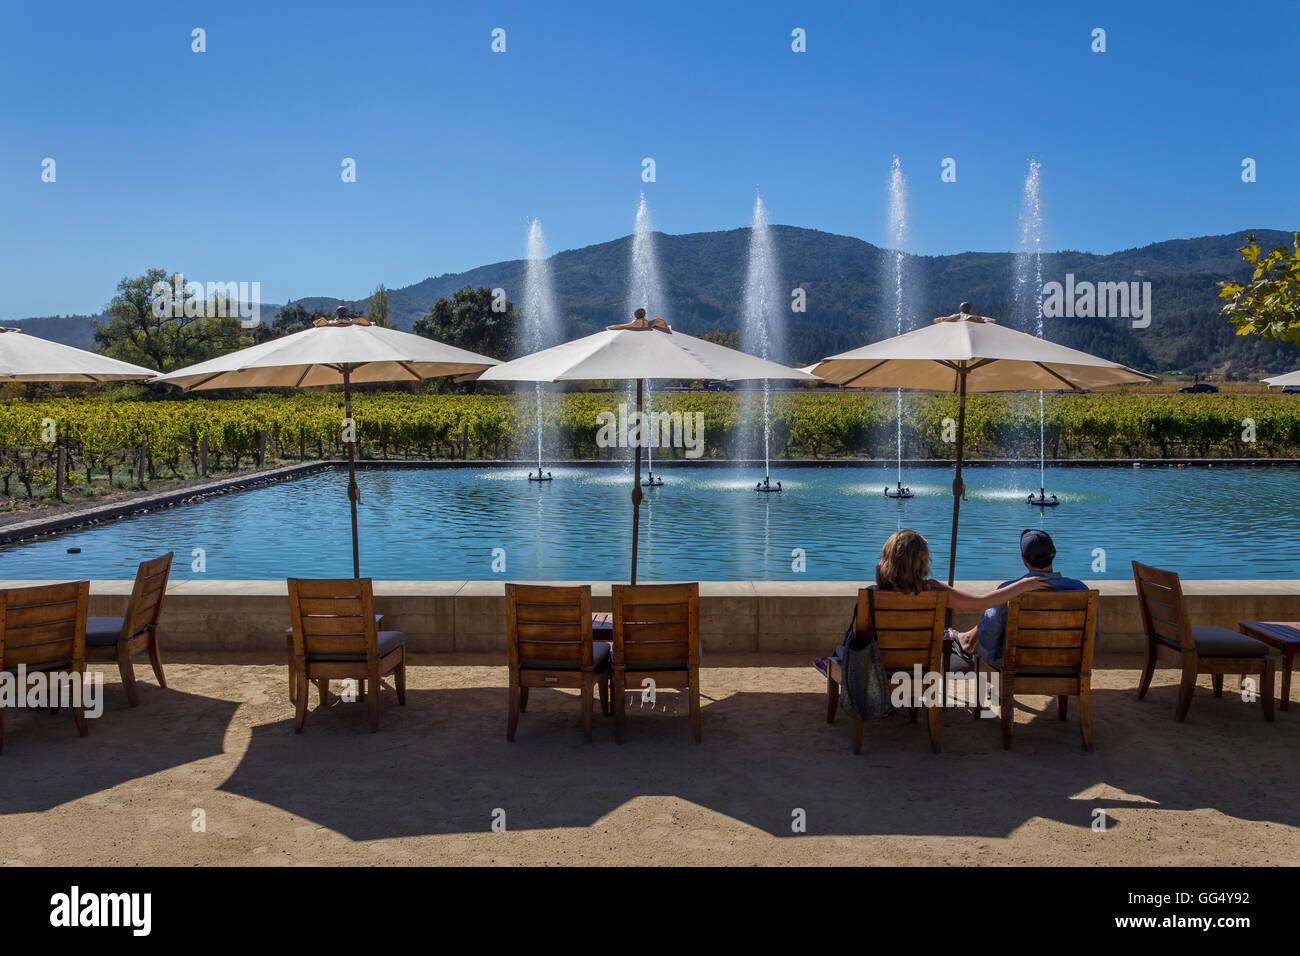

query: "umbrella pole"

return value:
[947, 370, 967, 588]
[343, 366, 361, 579]
[630, 378, 645, 585]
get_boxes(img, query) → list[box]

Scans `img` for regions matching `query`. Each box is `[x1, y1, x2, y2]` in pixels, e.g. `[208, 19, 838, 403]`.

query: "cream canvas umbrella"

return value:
[478, 310, 818, 583]
[1263, 370, 1300, 388]
[153, 312, 499, 576]
[806, 304, 1158, 584]
[0, 327, 158, 381]
[0, 326, 158, 502]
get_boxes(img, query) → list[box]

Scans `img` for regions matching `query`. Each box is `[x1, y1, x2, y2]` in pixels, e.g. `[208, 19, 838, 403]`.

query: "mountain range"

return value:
[13, 226, 1300, 375]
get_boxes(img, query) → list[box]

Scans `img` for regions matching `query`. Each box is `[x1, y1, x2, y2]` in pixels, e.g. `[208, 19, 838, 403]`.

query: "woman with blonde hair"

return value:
[814, 529, 1047, 675]
[873, 529, 1045, 608]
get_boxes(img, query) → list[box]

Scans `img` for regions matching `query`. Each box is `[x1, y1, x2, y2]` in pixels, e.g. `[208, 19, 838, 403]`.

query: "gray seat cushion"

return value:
[1190, 625, 1269, 658]
[308, 629, 405, 662]
[85, 616, 126, 646]
[521, 640, 611, 672]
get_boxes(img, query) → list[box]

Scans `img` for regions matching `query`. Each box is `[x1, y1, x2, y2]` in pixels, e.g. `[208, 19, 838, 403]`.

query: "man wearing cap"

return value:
[952, 529, 1090, 664]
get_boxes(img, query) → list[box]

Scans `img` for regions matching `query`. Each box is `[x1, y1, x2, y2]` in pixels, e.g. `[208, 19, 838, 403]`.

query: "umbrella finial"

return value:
[608, 309, 669, 332]
[608, 312, 670, 335]
[314, 306, 371, 328]
[935, 302, 995, 324]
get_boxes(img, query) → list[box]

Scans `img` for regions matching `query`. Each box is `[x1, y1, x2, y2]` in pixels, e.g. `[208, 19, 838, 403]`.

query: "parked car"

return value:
[1178, 383, 1219, 394]
[706, 380, 735, 391]
[1283, 385, 1300, 395]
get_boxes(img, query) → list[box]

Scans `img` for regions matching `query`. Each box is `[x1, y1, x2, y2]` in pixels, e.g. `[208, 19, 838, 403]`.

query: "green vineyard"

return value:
[2, 391, 1300, 501]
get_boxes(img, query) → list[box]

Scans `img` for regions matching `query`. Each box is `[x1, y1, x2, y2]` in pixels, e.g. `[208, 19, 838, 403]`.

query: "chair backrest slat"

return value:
[1131, 561, 1193, 652]
[858, 589, 947, 670]
[123, 552, 173, 640]
[297, 596, 367, 618]
[1013, 626, 1088, 647]
[612, 583, 699, 670]
[506, 584, 593, 668]
[1, 581, 89, 668]
[299, 615, 371, 637]
[515, 620, 585, 642]
[514, 600, 586, 625]
[1004, 589, 1099, 672]
[288, 578, 378, 659]
[621, 619, 689, 642]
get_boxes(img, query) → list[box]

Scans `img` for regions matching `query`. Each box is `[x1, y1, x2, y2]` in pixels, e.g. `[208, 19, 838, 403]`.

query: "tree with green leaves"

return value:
[413, 285, 517, 359]
[699, 329, 741, 349]
[366, 284, 391, 327]
[251, 301, 322, 342]
[93, 270, 245, 372]
[1218, 233, 1300, 343]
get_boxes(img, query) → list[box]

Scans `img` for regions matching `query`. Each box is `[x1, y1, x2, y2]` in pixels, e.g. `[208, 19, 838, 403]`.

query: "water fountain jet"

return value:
[523, 218, 560, 481]
[627, 194, 667, 487]
[1014, 160, 1058, 507]
[740, 194, 787, 492]
[883, 157, 913, 499]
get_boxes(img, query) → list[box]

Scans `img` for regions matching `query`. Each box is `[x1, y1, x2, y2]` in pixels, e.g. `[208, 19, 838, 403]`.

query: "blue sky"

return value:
[1, 0, 1296, 320]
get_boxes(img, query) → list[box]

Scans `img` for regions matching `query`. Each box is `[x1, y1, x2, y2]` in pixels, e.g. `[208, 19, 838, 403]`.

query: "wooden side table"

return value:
[1238, 622, 1299, 712]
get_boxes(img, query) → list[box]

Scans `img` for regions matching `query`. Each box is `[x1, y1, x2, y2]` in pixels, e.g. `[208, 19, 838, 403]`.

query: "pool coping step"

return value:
[0, 461, 334, 545]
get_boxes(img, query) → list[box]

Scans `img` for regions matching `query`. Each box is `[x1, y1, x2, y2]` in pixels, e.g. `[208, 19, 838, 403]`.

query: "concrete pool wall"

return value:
[3, 578, 1297, 658]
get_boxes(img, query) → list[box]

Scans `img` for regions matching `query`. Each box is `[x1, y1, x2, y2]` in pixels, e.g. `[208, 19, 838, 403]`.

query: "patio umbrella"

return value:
[153, 312, 499, 577]
[805, 304, 1157, 584]
[477, 310, 818, 583]
[0, 327, 158, 502]
[0, 327, 158, 381]
[1263, 369, 1300, 388]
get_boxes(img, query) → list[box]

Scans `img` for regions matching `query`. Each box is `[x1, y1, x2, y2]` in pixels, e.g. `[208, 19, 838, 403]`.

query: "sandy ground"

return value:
[1, 653, 1296, 866]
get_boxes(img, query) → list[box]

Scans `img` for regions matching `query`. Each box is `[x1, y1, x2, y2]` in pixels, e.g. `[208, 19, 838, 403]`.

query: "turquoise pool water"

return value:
[1, 464, 1296, 582]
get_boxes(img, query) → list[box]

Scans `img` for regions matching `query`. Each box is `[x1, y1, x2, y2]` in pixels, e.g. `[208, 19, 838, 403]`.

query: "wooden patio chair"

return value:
[285, 613, 383, 704]
[825, 588, 946, 754]
[84, 552, 172, 706]
[0, 581, 90, 753]
[974, 589, 1099, 750]
[287, 578, 406, 733]
[611, 583, 701, 744]
[505, 584, 610, 742]
[1132, 561, 1275, 722]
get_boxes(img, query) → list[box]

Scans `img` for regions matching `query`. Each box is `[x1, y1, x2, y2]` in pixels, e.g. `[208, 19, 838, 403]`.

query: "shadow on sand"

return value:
[216, 680, 1299, 841]
[0, 682, 239, 813]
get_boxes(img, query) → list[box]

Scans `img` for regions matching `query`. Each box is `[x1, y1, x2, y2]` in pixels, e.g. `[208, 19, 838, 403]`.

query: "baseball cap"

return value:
[1020, 528, 1056, 564]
